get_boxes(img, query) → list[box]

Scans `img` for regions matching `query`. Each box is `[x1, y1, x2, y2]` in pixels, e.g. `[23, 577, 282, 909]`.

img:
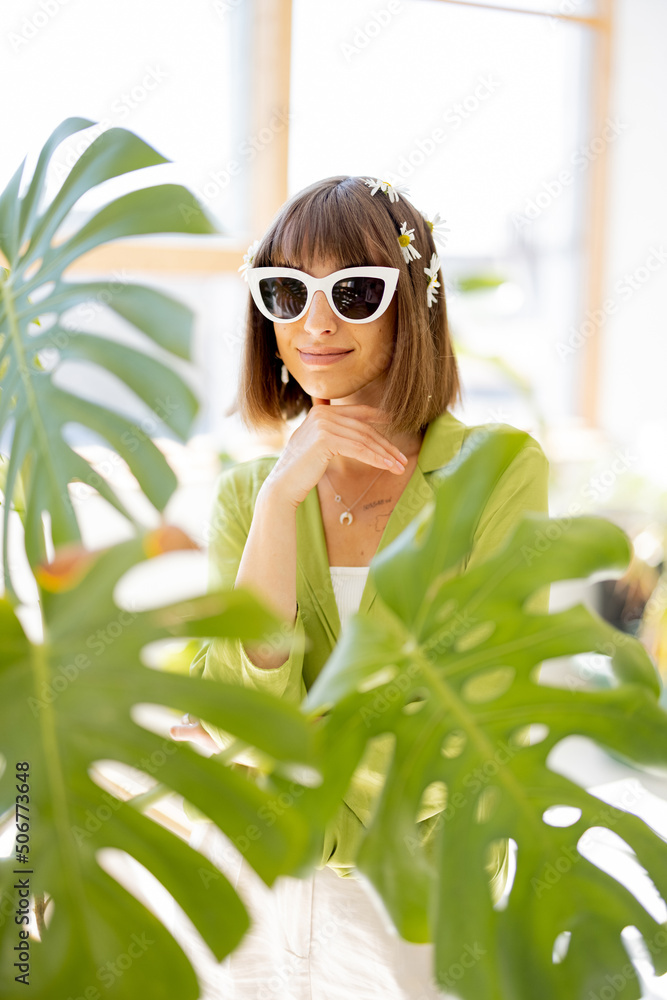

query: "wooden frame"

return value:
[579, 0, 614, 426]
[7, 0, 612, 425]
[68, 0, 293, 278]
[432, 0, 614, 426]
[432, 0, 604, 27]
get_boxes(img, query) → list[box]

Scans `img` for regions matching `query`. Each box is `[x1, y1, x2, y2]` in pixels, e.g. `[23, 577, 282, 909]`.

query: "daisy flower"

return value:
[238, 238, 260, 281]
[364, 177, 410, 203]
[423, 211, 451, 250]
[397, 222, 421, 263]
[424, 252, 441, 308]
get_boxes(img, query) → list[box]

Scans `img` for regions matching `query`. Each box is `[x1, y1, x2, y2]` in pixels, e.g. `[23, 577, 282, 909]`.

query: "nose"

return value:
[303, 289, 337, 336]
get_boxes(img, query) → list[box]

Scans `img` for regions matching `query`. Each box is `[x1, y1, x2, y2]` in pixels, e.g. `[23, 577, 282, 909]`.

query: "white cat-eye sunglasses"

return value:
[246, 266, 400, 324]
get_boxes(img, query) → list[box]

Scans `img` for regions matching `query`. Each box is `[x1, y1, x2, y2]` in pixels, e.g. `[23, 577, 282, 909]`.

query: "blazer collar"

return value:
[417, 408, 467, 473]
[296, 409, 467, 642]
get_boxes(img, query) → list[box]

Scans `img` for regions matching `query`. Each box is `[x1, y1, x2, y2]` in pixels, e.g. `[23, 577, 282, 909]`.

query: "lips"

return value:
[297, 348, 353, 366]
[297, 349, 352, 355]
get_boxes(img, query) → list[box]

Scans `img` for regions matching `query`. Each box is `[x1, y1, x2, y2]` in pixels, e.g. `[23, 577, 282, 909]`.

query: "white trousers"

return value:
[191, 821, 450, 1000]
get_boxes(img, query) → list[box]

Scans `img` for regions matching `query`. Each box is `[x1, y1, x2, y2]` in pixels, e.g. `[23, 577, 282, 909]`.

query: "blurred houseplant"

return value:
[0, 118, 326, 1000]
[1, 121, 667, 1000]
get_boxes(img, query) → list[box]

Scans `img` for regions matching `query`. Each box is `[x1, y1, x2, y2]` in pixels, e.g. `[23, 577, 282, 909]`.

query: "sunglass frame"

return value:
[246, 266, 400, 324]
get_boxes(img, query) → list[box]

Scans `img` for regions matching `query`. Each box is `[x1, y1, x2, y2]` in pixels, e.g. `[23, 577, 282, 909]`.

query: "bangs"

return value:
[261, 179, 391, 271]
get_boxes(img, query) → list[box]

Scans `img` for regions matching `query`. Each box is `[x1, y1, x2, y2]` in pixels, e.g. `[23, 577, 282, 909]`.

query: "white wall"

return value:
[599, 0, 667, 486]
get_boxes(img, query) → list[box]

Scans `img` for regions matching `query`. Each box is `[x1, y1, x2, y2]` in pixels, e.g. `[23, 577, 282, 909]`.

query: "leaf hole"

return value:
[357, 665, 399, 693]
[418, 780, 447, 817]
[28, 280, 56, 303]
[434, 598, 457, 623]
[441, 729, 467, 759]
[23, 257, 43, 281]
[508, 723, 550, 748]
[552, 930, 571, 964]
[277, 763, 323, 787]
[26, 313, 58, 336]
[575, 826, 666, 915]
[486, 837, 516, 910]
[462, 666, 515, 704]
[33, 347, 59, 372]
[543, 805, 582, 828]
[402, 688, 429, 715]
[475, 785, 501, 824]
[454, 619, 496, 652]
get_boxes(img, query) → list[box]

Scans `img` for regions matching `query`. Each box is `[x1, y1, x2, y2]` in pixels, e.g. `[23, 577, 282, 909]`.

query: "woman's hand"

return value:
[262, 399, 409, 509]
[169, 715, 220, 754]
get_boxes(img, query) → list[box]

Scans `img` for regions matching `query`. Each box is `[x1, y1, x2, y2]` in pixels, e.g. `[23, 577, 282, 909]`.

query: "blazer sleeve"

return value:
[464, 435, 551, 613]
[190, 466, 307, 762]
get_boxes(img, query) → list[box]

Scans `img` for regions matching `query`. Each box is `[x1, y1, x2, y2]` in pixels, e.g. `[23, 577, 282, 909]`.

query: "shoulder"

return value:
[459, 422, 549, 522]
[424, 411, 548, 479]
[462, 421, 549, 498]
[461, 423, 549, 469]
[460, 420, 546, 461]
[424, 415, 549, 523]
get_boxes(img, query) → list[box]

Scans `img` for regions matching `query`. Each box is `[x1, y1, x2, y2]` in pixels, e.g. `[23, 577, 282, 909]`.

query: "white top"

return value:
[329, 565, 370, 631]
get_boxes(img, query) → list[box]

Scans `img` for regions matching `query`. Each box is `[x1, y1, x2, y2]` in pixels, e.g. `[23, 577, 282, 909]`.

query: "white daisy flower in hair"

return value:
[424, 252, 441, 308]
[423, 211, 451, 250]
[397, 222, 421, 263]
[238, 238, 260, 281]
[364, 177, 410, 203]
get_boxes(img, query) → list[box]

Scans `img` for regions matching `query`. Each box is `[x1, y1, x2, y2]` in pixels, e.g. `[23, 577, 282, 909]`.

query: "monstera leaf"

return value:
[302, 427, 667, 1000]
[0, 526, 322, 1000]
[0, 117, 218, 599]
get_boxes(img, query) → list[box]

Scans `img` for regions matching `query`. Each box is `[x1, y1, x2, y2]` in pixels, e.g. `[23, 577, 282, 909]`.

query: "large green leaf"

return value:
[0, 118, 218, 598]
[0, 526, 322, 999]
[302, 426, 667, 1000]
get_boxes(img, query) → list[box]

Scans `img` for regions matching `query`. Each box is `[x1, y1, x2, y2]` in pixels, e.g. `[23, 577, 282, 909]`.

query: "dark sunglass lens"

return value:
[259, 277, 308, 320]
[332, 276, 385, 319]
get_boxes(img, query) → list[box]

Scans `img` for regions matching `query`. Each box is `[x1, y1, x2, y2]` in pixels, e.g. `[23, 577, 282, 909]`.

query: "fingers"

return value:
[169, 721, 220, 752]
[169, 724, 196, 740]
[310, 409, 407, 465]
[346, 440, 408, 474]
[324, 422, 408, 473]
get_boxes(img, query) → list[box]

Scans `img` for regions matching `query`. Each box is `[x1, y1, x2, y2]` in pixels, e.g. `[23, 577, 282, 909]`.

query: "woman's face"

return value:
[273, 255, 398, 405]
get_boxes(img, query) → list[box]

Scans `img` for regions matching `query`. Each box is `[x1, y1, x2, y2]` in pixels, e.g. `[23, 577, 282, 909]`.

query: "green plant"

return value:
[0, 527, 323, 999]
[0, 118, 326, 1000]
[290, 429, 667, 999]
[2, 122, 667, 1000]
[0, 117, 215, 601]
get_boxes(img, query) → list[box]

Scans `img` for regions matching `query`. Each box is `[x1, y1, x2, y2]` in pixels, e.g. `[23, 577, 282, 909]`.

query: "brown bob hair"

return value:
[226, 176, 461, 437]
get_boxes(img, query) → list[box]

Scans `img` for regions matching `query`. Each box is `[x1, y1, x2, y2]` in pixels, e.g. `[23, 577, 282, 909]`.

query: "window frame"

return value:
[63, 0, 612, 425]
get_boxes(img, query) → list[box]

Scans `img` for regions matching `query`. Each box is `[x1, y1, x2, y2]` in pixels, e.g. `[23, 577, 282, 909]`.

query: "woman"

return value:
[172, 175, 549, 998]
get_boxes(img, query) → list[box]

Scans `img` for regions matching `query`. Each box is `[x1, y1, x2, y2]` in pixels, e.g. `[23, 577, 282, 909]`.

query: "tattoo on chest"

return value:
[362, 496, 393, 510]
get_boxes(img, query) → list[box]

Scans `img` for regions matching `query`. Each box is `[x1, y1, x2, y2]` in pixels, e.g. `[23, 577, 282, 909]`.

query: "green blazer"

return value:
[190, 411, 550, 877]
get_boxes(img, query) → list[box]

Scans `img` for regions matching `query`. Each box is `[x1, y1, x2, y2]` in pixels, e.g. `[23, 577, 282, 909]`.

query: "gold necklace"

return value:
[323, 467, 386, 526]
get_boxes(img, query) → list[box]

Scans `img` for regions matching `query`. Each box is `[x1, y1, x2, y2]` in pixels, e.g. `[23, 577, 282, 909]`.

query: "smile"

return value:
[297, 350, 353, 366]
